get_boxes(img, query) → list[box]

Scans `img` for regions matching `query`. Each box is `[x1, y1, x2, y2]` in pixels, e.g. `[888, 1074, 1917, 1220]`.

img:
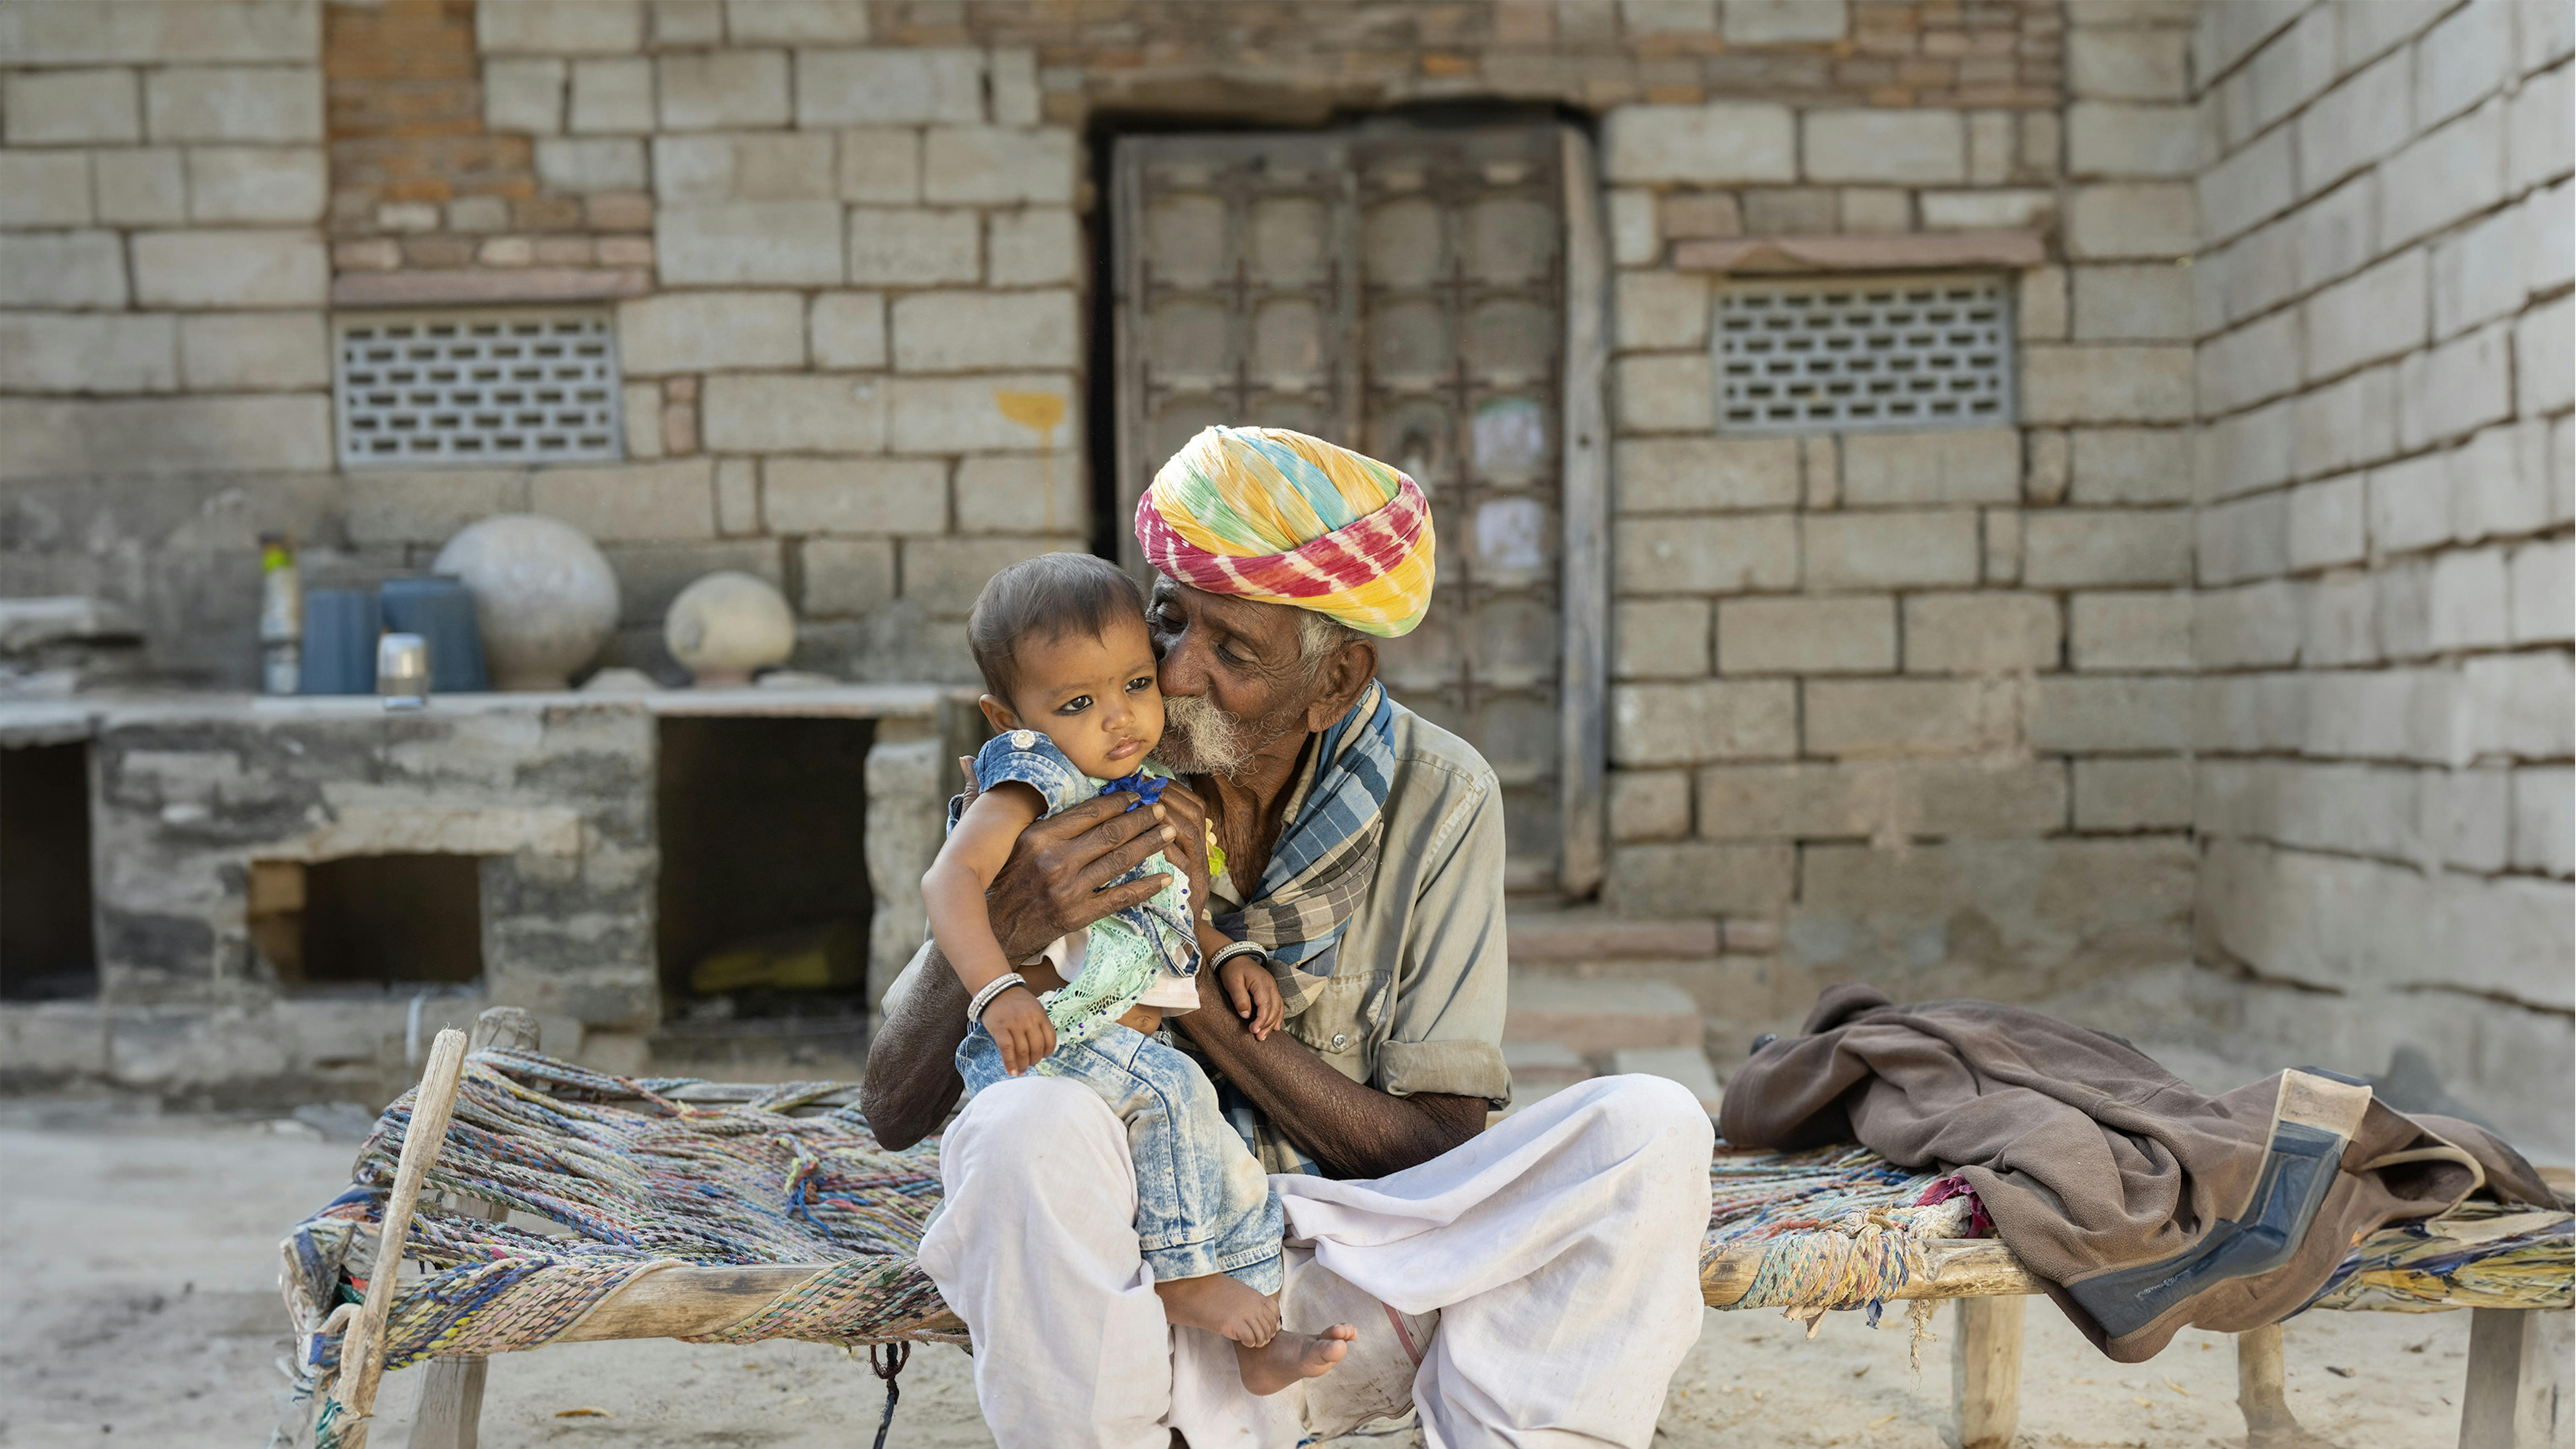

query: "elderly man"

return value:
[863, 426, 1712, 1449]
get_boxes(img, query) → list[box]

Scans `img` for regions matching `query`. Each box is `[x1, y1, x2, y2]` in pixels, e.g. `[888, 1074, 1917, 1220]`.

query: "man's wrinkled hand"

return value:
[978, 783, 1179, 963]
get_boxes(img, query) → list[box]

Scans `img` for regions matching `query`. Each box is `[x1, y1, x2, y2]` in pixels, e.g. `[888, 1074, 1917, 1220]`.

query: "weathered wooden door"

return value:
[1114, 122, 1590, 894]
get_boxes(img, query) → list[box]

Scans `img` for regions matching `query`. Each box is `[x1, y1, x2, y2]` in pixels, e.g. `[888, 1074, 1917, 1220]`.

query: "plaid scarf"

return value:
[1215, 680, 1397, 1019]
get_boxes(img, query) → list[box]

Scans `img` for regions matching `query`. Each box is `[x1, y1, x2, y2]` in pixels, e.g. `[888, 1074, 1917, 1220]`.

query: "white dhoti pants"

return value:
[915, 1074, 1714, 1449]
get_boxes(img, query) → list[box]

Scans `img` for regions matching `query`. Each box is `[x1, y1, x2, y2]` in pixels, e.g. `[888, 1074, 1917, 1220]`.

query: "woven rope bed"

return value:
[279, 1026, 2575, 1449]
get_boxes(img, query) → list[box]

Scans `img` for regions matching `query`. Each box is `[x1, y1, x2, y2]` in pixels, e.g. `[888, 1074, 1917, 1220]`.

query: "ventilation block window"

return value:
[1713, 274, 2014, 433]
[334, 309, 622, 466]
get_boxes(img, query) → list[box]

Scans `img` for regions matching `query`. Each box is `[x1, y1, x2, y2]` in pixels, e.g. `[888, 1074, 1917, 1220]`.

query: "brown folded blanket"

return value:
[1718, 984, 2556, 1361]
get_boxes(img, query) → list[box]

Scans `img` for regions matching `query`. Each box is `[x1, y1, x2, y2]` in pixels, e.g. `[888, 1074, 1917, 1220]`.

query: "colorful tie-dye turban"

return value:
[1134, 425, 1436, 638]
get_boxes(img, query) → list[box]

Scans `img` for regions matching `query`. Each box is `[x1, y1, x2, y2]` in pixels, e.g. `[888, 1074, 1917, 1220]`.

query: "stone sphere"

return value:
[431, 514, 620, 691]
[664, 571, 795, 688]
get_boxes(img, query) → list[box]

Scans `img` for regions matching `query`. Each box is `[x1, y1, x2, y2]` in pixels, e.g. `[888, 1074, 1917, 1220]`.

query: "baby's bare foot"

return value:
[1154, 1273, 1280, 1346]
[1236, 1323, 1355, 1396]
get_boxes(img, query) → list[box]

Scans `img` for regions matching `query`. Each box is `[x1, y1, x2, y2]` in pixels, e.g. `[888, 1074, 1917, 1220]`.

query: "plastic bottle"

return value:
[258, 531, 302, 694]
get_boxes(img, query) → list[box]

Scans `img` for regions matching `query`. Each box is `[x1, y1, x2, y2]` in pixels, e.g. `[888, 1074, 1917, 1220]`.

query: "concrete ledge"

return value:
[331, 267, 653, 308]
[1509, 909, 1721, 963]
[1671, 230, 2047, 274]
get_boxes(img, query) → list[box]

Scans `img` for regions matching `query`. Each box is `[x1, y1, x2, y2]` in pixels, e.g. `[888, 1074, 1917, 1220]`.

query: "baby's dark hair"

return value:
[968, 552, 1147, 701]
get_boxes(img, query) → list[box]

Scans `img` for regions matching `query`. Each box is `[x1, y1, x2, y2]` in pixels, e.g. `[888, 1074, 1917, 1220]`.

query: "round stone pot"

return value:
[665, 571, 795, 688]
[431, 515, 620, 691]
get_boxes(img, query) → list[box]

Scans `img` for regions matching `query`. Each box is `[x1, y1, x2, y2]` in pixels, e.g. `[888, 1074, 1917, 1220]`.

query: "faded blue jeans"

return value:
[958, 1020, 1284, 1294]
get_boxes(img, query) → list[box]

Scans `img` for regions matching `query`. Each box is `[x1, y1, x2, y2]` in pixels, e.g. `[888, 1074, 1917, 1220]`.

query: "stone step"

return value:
[1507, 909, 1718, 965]
[1502, 1039, 1592, 1093]
[1502, 974, 1702, 1055]
[1608, 1045, 1725, 1113]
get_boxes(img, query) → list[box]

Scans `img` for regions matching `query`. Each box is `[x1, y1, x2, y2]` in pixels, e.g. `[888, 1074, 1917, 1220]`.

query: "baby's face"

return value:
[999, 612, 1166, 779]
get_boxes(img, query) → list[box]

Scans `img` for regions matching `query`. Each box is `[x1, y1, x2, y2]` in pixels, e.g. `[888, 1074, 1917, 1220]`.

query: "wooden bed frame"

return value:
[324, 1009, 2567, 1449]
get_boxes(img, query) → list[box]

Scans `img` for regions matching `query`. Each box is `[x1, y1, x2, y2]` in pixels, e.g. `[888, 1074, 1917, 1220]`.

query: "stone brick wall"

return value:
[1597, 3, 2202, 1019]
[0, 0, 334, 681]
[2188, 0, 2573, 1145]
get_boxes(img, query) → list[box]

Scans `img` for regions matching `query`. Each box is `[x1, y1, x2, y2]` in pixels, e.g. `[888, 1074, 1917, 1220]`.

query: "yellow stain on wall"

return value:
[994, 389, 1068, 529]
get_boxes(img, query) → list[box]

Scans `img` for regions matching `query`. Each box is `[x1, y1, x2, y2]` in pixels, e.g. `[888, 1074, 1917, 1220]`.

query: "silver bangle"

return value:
[1205, 940, 1265, 973]
[969, 972, 1028, 1025]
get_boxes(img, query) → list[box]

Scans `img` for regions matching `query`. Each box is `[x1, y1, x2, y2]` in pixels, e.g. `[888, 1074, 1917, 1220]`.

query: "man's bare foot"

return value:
[1237, 1323, 1356, 1396]
[1154, 1273, 1280, 1346]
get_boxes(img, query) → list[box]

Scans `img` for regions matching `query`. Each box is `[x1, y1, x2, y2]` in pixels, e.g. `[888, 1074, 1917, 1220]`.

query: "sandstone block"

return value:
[808, 291, 886, 369]
[725, 0, 871, 43]
[2367, 451, 2451, 554]
[1804, 678, 2023, 758]
[847, 208, 980, 285]
[92, 147, 186, 225]
[2508, 60, 2572, 196]
[1723, 0, 1846, 42]
[955, 454, 1085, 535]
[130, 229, 324, 308]
[2072, 758, 2193, 830]
[2518, 294, 2573, 416]
[1614, 599, 1713, 679]
[1609, 188, 1657, 266]
[2029, 675, 2193, 751]
[0, 394, 330, 480]
[2026, 430, 2071, 504]
[2298, 49, 2412, 197]
[700, 373, 888, 453]
[901, 535, 1083, 613]
[0, 153, 91, 226]
[1801, 510, 1980, 590]
[1609, 769, 1693, 842]
[800, 536, 897, 616]
[2426, 545, 2511, 651]
[1603, 842, 1794, 918]
[2510, 537, 2573, 645]
[1841, 187, 1912, 233]
[477, 1, 644, 54]
[623, 381, 663, 458]
[2284, 474, 2364, 571]
[177, 311, 327, 391]
[2023, 509, 2192, 587]
[2065, 183, 2195, 259]
[602, 539, 783, 625]
[2465, 650, 2576, 760]
[483, 57, 565, 133]
[988, 208, 1078, 286]
[837, 126, 921, 203]
[2511, 766, 2575, 876]
[1717, 595, 1895, 675]
[2196, 311, 2300, 414]
[0, 312, 176, 393]
[656, 200, 844, 284]
[1615, 354, 1715, 432]
[0, 231, 125, 309]
[1984, 508, 2024, 586]
[1697, 759, 2067, 840]
[886, 373, 1079, 453]
[2302, 570, 2379, 667]
[2196, 124, 2291, 243]
[345, 468, 527, 546]
[989, 47, 1039, 127]
[1613, 436, 1799, 511]
[1602, 103, 1796, 184]
[2381, 100, 2507, 248]
[1615, 514, 1799, 593]
[2193, 580, 2300, 668]
[1838, 427, 2019, 506]
[569, 56, 653, 133]
[2196, 490, 2287, 585]
[656, 50, 790, 131]
[1903, 593, 2061, 675]
[531, 458, 716, 541]
[715, 456, 758, 534]
[2198, 399, 2295, 500]
[2397, 322, 2512, 450]
[2068, 590, 2192, 670]
[763, 456, 947, 535]
[2021, 343, 2193, 424]
[1922, 189, 2056, 231]
[1614, 271, 1709, 351]
[617, 291, 806, 373]
[1610, 680, 1797, 766]
[891, 289, 1078, 371]
[2071, 264, 2193, 341]
[1802, 108, 1965, 184]
[796, 47, 984, 126]
[2432, 205, 2530, 341]
[2068, 427, 2192, 504]
[2296, 363, 2402, 476]
[2067, 101, 2200, 178]
[2417, 0, 2513, 129]
[183, 145, 325, 224]
[652, 132, 835, 202]
[0, 1, 320, 64]
[922, 126, 1077, 205]
[144, 64, 320, 142]
[2302, 251, 2428, 380]
[2018, 265, 2069, 340]
[535, 136, 645, 192]
[2068, 28, 2189, 100]
[4, 67, 140, 145]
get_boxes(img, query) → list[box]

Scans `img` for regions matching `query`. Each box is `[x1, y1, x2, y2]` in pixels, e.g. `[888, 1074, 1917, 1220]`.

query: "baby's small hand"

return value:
[1219, 956, 1284, 1039]
[983, 987, 1056, 1074]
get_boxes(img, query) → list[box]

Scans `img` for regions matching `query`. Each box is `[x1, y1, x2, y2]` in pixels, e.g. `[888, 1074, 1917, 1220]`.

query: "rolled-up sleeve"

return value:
[1376, 775, 1512, 1109]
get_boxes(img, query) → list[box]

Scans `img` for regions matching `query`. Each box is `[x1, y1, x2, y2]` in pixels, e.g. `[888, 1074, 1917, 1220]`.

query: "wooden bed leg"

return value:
[1952, 1296, 2024, 1449]
[2237, 1322, 2305, 1448]
[408, 1008, 539, 1449]
[2460, 1308, 2529, 1449]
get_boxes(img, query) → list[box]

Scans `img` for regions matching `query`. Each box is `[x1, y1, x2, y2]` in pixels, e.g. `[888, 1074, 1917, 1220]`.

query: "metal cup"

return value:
[377, 632, 430, 710]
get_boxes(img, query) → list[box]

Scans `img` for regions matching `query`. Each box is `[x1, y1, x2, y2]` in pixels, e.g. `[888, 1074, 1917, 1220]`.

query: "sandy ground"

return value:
[0, 1097, 2547, 1449]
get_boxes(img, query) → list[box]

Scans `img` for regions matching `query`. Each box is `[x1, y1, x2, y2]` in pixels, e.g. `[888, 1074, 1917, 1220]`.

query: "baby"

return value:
[921, 551, 1353, 1394]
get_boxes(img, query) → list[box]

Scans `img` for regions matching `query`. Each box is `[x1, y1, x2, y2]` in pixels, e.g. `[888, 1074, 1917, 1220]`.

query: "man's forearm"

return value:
[858, 946, 971, 1150]
[1176, 1006, 1485, 1179]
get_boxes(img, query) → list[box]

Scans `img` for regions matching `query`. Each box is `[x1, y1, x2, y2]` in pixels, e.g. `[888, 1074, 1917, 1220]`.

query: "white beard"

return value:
[1156, 694, 1262, 779]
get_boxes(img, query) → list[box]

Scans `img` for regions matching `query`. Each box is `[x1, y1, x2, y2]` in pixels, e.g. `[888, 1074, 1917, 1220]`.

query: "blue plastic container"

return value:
[299, 589, 380, 695]
[379, 575, 489, 693]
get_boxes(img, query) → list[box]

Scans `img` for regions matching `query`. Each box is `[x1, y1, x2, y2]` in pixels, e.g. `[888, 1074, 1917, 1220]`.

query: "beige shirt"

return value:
[885, 700, 1515, 1173]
